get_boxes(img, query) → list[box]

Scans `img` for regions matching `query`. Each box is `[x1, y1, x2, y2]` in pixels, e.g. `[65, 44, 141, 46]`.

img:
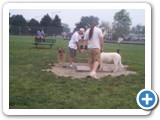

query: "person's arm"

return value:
[82, 40, 88, 49]
[99, 36, 104, 52]
[79, 40, 88, 54]
[76, 41, 81, 52]
[99, 28, 104, 52]
[75, 34, 81, 53]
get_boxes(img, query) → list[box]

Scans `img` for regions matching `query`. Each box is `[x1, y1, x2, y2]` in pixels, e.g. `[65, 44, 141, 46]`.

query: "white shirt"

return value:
[37, 31, 41, 36]
[68, 31, 82, 50]
[41, 30, 45, 36]
[37, 30, 44, 36]
[84, 27, 103, 49]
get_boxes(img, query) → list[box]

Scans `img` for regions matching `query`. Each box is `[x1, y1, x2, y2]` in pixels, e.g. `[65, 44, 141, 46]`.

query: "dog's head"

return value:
[116, 49, 120, 54]
[57, 47, 66, 64]
[57, 47, 65, 55]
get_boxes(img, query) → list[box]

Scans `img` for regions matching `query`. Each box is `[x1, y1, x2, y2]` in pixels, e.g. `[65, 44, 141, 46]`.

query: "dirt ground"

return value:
[42, 63, 137, 79]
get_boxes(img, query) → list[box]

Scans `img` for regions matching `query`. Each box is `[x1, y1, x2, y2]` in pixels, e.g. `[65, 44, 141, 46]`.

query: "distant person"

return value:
[35, 30, 45, 41]
[68, 28, 85, 68]
[41, 30, 45, 38]
[82, 21, 104, 80]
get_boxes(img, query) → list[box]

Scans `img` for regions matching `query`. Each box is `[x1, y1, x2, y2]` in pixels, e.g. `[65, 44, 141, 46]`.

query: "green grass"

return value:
[9, 35, 145, 109]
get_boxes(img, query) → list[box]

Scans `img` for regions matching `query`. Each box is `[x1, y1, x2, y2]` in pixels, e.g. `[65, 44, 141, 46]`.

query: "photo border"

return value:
[3, 2, 151, 115]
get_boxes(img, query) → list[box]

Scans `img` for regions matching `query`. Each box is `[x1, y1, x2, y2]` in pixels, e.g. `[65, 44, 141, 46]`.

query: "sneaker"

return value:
[89, 72, 100, 80]
[69, 64, 73, 68]
[90, 71, 96, 76]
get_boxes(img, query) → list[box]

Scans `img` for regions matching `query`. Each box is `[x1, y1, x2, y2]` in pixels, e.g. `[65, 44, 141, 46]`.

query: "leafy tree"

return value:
[99, 21, 112, 40]
[49, 15, 63, 35]
[129, 25, 145, 41]
[74, 16, 99, 31]
[135, 25, 145, 34]
[99, 21, 111, 31]
[40, 14, 52, 27]
[39, 14, 52, 35]
[9, 14, 27, 35]
[27, 18, 40, 35]
[9, 13, 12, 25]
[62, 23, 70, 33]
[10, 14, 27, 26]
[112, 9, 132, 40]
[130, 27, 136, 34]
[130, 25, 145, 34]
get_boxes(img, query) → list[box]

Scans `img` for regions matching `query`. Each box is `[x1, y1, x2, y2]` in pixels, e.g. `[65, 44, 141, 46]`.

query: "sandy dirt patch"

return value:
[42, 63, 137, 79]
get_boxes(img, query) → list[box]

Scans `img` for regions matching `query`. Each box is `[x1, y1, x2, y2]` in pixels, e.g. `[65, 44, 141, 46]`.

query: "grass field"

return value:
[9, 35, 145, 109]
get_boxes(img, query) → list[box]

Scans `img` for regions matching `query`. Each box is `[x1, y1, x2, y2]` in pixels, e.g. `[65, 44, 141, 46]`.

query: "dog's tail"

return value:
[119, 59, 124, 68]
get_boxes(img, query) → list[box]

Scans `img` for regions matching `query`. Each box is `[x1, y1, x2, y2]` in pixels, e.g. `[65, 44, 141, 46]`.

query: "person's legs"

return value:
[92, 48, 100, 72]
[69, 48, 76, 68]
[92, 61, 100, 72]
[89, 48, 100, 79]
[88, 49, 94, 71]
[41, 36, 45, 42]
[36, 36, 41, 42]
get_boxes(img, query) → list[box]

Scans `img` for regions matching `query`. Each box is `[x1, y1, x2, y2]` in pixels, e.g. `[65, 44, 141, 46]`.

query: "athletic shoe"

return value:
[69, 64, 73, 68]
[89, 72, 100, 80]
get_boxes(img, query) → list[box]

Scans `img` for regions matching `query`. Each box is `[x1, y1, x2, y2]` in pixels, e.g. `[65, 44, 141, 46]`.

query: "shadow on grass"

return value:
[30, 47, 52, 50]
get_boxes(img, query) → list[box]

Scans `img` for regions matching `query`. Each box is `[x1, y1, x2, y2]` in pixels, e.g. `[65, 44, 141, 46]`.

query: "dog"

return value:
[99, 52, 124, 72]
[57, 47, 66, 65]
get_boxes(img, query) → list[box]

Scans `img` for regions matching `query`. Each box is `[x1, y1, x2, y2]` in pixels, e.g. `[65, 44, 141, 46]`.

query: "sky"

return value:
[10, 9, 145, 32]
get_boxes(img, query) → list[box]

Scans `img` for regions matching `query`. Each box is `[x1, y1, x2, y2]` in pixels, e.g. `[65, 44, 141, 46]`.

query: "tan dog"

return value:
[57, 47, 66, 65]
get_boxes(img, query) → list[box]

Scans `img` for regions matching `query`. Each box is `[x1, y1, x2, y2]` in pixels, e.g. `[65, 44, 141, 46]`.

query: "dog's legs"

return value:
[62, 54, 66, 65]
[99, 59, 103, 70]
[113, 59, 119, 72]
[113, 59, 123, 72]
[57, 54, 60, 64]
[119, 59, 124, 68]
[113, 64, 118, 73]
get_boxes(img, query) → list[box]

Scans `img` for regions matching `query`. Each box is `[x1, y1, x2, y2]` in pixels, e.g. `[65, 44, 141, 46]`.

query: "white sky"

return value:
[10, 9, 145, 32]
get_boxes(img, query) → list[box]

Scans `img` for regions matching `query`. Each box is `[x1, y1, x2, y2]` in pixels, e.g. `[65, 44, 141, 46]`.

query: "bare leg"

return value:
[69, 56, 75, 65]
[88, 49, 100, 79]
[69, 48, 76, 67]
[92, 61, 99, 72]
[99, 59, 103, 70]
[89, 61, 100, 80]
[89, 63, 94, 72]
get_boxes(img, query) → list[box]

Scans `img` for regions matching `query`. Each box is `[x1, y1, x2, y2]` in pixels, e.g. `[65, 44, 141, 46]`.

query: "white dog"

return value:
[100, 52, 124, 72]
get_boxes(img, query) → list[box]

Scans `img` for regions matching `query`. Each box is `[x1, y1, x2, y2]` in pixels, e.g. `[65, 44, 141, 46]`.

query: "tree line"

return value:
[74, 9, 145, 41]
[9, 13, 70, 36]
[9, 9, 145, 41]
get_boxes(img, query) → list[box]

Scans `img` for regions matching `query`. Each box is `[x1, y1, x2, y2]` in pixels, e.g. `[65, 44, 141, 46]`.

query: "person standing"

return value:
[82, 21, 104, 79]
[68, 28, 85, 68]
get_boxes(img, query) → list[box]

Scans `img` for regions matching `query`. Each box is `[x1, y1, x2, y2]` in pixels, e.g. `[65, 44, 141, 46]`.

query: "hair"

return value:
[89, 27, 93, 40]
[88, 21, 96, 40]
[79, 28, 85, 33]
